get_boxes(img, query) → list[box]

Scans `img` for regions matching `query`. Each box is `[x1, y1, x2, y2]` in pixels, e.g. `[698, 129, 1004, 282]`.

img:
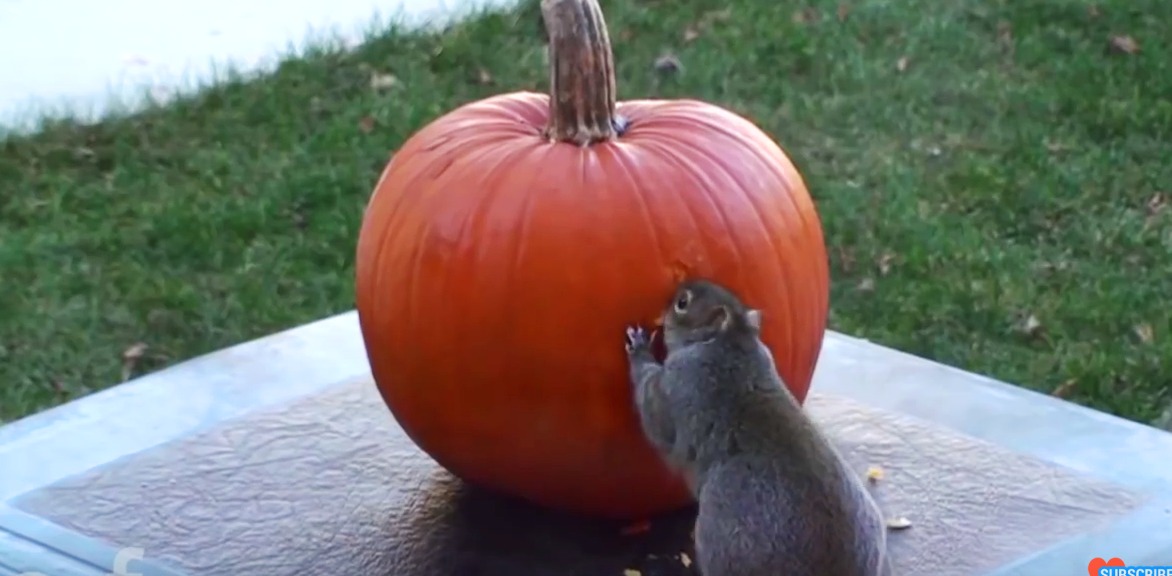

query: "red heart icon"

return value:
[1087, 557, 1126, 576]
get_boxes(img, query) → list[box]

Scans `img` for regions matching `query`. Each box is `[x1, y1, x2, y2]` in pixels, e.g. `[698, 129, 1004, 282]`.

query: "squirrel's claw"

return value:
[625, 325, 652, 355]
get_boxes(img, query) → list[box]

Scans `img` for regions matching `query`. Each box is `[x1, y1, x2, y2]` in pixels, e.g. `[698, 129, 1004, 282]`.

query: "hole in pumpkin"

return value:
[651, 329, 668, 363]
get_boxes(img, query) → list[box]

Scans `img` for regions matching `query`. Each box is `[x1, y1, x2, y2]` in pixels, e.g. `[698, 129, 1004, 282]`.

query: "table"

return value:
[2, 312, 1170, 576]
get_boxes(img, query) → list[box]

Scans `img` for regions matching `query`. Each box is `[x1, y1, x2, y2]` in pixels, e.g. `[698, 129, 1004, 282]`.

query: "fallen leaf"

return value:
[997, 20, 1013, 43]
[51, 380, 66, 395]
[1020, 314, 1043, 338]
[866, 465, 885, 482]
[476, 68, 494, 85]
[886, 517, 912, 530]
[370, 72, 399, 90]
[123, 342, 148, 361]
[1147, 193, 1166, 215]
[683, 27, 700, 42]
[620, 519, 651, 535]
[1135, 323, 1155, 344]
[837, 4, 850, 21]
[1051, 379, 1077, 398]
[792, 7, 818, 24]
[121, 342, 149, 382]
[1087, 5, 1100, 18]
[653, 54, 682, 74]
[358, 116, 376, 133]
[896, 56, 909, 72]
[836, 247, 855, 272]
[1109, 35, 1140, 55]
[877, 252, 895, 276]
[680, 552, 692, 567]
[623, 570, 642, 576]
[856, 278, 876, 293]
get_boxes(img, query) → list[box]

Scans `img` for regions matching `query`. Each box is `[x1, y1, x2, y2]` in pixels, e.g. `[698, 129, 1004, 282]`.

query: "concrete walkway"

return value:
[0, 0, 516, 133]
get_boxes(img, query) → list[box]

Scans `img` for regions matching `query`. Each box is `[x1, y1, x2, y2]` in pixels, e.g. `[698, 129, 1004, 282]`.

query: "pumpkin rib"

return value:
[360, 157, 428, 346]
[623, 138, 712, 282]
[606, 142, 669, 273]
[658, 130, 798, 374]
[656, 143, 729, 282]
[645, 137, 750, 281]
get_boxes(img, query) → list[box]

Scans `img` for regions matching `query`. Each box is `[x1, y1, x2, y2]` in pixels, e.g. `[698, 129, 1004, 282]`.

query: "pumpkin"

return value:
[354, 0, 830, 519]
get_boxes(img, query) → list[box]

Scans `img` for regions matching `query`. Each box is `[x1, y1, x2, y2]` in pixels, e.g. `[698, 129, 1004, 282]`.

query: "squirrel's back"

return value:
[668, 335, 889, 576]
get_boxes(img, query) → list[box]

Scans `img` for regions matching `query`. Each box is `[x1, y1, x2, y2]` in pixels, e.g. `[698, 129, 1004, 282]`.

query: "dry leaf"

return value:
[792, 7, 818, 24]
[370, 72, 399, 90]
[997, 20, 1013, 43]
[1087, 5, 1100, 18]
[654, 54, 682, 74]
[358, 116, 376, 133]
[886, 517, 913, 530]
[1146, 193, 1166, 215]
[121, 342, 149, 382]
[877, 252, 895, 276]
[1020, 314, 1043, 337]
[623, 570, 642, 576]
[866, 465, 885, 482]
[1109, 35, 1140, 55]
[856, 278, 876, 293]
[680, 552, 693, 567]
[51, 380, 66, 395]
[123, 342, 148, 361]
[620, 519, 651, 535]
[837, 4, 850, 21]
[1135, 323, 1155, 344]
[1051, 379, 1077, 398]
[896, 56, 909, 72]
[683, 27, 700, 42]
[476, 68, 494, 85]
[836, 247, 855, 272]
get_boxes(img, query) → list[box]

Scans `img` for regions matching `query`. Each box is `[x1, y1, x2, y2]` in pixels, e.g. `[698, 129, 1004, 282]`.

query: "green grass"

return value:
[1, 0, 1169, 424]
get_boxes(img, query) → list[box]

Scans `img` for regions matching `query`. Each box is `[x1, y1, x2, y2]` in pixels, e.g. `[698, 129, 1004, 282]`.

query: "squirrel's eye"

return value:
[674, 292, 691, 312]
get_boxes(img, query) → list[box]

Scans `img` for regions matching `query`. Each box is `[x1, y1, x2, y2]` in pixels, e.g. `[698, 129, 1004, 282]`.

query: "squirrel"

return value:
[624, 279, 892, 576]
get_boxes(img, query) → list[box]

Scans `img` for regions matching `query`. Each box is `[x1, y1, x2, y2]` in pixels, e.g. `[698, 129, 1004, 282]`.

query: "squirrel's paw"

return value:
[625, 325, 655, 356]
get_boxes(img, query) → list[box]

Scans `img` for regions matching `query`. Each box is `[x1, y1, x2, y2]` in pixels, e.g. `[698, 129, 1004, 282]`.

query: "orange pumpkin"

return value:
[355, 0, 829, 519]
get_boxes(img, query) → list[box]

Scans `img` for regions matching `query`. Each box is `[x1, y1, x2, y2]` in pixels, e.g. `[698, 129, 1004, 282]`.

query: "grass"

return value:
[1, 0, 1169, 425]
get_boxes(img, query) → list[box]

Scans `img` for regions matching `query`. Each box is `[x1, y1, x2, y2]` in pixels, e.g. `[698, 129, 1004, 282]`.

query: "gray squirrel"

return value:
[624, 279, 891, 576]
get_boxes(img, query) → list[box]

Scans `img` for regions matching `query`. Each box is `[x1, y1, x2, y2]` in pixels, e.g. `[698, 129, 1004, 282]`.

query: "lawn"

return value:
[1, 0, 1169, 424]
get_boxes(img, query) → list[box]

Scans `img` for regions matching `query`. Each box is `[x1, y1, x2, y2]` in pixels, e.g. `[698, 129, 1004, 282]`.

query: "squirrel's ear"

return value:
[745, 309, 762, 330]
[714, 306, 733, 331]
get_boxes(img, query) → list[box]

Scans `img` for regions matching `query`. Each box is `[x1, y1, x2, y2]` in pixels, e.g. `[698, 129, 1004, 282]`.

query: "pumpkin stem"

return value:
[541, 0, 625, 146]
